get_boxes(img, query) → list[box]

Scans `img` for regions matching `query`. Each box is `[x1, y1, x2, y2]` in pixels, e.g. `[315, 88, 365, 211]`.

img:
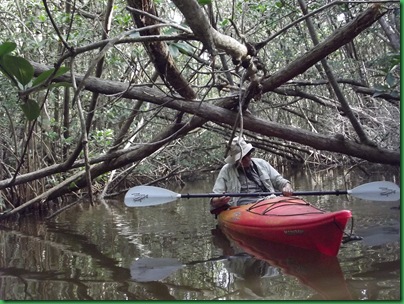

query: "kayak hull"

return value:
[218, 196, 352, 256]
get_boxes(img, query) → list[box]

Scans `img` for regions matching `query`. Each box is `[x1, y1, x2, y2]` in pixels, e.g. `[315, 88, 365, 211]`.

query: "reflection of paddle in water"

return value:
[130, 226, 352, 300]
[220, 226, 353, 300]
[130, 228, 280, 299]
[129, 226, 275, 285]
[130, 257, 183, 282]
[130, 252, 250, 283]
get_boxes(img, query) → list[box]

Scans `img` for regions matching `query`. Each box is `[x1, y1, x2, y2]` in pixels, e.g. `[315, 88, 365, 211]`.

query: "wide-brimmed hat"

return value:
[224, 137, 255, 164]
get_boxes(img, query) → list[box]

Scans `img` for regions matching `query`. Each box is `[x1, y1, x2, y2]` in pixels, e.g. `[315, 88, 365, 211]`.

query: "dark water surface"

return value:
[0, 167, 400, 300]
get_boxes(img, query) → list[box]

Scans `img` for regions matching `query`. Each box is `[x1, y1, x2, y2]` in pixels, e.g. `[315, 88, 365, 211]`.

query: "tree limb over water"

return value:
[0, 2, 399, 217]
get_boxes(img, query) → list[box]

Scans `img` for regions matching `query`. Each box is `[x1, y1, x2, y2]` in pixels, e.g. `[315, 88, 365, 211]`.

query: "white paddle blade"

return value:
[124, 186, 180, 207]
[349, 181, 400, 202]
[130, 258, 183, 282]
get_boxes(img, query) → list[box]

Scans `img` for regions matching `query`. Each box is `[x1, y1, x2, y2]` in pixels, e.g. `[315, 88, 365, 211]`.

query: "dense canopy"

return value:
[0, 0, 400, 217]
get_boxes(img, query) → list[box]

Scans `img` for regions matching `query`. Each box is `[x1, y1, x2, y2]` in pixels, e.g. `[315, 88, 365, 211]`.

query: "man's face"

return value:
[238, 152, 252, 168]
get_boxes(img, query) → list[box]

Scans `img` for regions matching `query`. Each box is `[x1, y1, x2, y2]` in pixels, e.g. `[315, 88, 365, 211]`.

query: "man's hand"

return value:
[211, 196, 231, 208]
[282, 183, 293, 196]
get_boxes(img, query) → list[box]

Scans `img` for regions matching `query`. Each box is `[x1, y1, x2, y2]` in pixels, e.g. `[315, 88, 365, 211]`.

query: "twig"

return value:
[45, 200, 80, 220]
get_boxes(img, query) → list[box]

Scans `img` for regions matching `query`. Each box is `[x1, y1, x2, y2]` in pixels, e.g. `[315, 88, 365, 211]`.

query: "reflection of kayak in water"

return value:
[221, 227, 353, 300]
[217, 196, 352, 256]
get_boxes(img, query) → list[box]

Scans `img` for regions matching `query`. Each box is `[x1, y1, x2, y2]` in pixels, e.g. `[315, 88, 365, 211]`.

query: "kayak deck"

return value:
[218, 196, 352, 256]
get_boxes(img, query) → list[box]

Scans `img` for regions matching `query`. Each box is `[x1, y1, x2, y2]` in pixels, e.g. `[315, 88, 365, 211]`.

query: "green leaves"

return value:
[168, 42, 194, 57]
[0, 41, 16, 56]
[197, 0, 211, 5]
[32, 66, 70, 87]
[0, 55, 34, 87]
[0, 42, 34, 88]
[0, 41, 69, 89]
[0, 41, 68, 121]
[20, 99, 41, 121]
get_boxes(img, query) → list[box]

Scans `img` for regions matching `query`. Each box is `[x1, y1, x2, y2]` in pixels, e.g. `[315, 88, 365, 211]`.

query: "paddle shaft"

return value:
[179, 190, 348, 199]
[184, 252, 250, 266]
[124, 181, 400, 207]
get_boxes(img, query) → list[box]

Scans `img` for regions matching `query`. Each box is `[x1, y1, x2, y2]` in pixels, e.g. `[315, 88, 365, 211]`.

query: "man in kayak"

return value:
[210, 136, 293, 213]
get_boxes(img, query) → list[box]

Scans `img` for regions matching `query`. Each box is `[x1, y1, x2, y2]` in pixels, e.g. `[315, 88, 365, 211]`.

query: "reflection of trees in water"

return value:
[0, 168, 400, 300]
[1, 216, 400, 300]
[0, 216, 178, 300]
[341, 240, 400, 300]
[221, 256, 280, 299]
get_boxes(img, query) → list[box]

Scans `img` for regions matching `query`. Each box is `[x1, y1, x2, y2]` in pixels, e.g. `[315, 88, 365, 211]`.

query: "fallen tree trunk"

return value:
[29, 61, 400, 166]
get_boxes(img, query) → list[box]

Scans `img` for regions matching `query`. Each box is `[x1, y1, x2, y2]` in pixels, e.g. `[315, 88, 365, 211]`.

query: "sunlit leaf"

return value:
[198, 0, 211, 5]
[168, 44, 180, 57]
[20, 99, 40, 121]
[32, 69, 54, 87]
[388, 53, 400, 67]
[171, 42, 194, 54]
[68, 181, 78, 190]
[220, 19, 229, 27]
[0, 54, 34, 86]
[275, 1, 284, 8]
[32, 66, 69, 87]
[163, 27, 178, 35]
[0, 41, 16, 57]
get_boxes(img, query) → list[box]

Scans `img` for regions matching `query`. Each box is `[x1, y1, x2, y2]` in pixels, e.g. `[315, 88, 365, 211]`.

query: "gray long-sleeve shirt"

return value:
[212, 158, 290, 206]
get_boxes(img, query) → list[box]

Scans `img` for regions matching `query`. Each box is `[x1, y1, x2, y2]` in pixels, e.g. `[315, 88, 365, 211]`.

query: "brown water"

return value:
[0, 167, 400, 300]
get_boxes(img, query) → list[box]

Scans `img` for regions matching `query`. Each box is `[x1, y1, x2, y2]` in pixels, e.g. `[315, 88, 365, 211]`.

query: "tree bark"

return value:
[297, 0, 374, 146]
[171, 0, 248, 60]
[28, 61, 399, 166]
[261, 5, 385, 92]
[127, 0, 196, 100]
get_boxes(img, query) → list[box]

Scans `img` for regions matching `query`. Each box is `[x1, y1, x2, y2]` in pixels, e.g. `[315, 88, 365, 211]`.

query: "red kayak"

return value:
[218, 196, 352, 256]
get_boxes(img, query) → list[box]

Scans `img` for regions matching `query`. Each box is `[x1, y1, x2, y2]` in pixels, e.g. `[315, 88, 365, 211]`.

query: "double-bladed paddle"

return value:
[124, 181, 400, 207]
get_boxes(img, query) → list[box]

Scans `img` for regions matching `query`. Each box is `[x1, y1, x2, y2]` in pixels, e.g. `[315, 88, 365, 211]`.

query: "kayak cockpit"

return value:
[247, 196, 324, 216]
